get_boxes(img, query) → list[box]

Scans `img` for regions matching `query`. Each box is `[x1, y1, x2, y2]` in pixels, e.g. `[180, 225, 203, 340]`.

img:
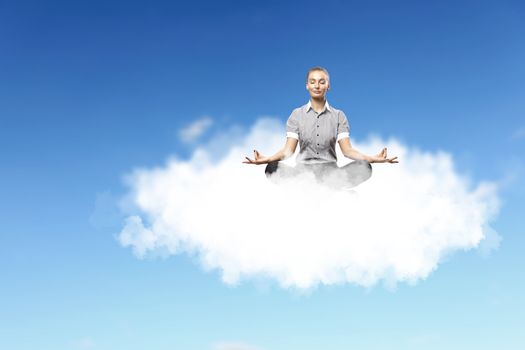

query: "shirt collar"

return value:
[305, 100, 331, 113]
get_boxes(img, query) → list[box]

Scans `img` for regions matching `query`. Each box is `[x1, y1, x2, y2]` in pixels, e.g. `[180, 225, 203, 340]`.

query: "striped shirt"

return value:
[286, 100, 350, 164]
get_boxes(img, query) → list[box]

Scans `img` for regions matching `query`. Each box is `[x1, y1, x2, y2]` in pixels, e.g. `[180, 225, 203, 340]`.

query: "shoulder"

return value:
[328, 105, 348, 119]
[328, 104, 345, 113]
[294, 103, 309, 113]
[288, 104, 307, 118]
[291, 107, 303, 114]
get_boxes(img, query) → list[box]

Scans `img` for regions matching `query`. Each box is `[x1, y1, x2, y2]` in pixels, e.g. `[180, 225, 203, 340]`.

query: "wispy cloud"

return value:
[213, 342, 261, 350]
[89, 190, 122, 230]
[119, 118, 500, 289]
[406, 332, 440, 346]
[71, 337, 96, 350]
[477, 225, 502, 258]
[179, 116, 214, 143]
[512, 126, 525, 140]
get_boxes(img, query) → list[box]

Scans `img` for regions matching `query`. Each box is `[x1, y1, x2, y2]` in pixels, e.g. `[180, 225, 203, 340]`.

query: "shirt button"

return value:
[317, 143, 319, 146]
[317, 125, 319, 127]
[317, 134, 319, 136]
[317, 152, 319, 155]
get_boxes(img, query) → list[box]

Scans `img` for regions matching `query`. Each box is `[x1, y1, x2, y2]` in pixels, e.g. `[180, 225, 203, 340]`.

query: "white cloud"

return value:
[119, 118, 500, 289]
[179, 117, 214, 143]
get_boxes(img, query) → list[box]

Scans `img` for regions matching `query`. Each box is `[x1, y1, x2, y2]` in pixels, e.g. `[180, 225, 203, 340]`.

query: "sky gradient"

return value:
[1, 1, 524, 349]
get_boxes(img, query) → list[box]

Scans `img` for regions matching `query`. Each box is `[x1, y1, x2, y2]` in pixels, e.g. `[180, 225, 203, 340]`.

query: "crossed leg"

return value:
[265, 160, 372, 188]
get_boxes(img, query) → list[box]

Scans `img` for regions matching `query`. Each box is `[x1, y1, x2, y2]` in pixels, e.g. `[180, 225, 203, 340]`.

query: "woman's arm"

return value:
[338, 138, 398, 163]
[243, 137, 298, 165]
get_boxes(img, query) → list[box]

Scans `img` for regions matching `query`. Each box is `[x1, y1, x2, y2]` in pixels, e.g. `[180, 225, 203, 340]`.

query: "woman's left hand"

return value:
[370, 147, 398, 163]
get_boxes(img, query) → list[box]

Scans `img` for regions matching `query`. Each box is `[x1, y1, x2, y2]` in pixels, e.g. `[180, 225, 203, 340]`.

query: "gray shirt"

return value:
[286, 100, 350, 164]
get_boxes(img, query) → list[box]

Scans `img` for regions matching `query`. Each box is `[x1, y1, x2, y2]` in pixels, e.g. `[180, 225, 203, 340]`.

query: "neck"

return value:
[310, 97, 326, 113]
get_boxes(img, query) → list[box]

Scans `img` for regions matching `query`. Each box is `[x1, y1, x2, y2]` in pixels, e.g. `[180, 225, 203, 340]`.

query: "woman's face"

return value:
[306, 70, 330, 99]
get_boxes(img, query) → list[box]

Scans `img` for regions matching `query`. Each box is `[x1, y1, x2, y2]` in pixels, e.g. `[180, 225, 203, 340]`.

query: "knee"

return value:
[356, 159, 372, 171]
[265, 161, 279, 177]
[356, 160, 372, 178]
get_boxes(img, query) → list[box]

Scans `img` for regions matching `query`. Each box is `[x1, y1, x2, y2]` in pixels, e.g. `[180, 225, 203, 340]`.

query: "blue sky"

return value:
[1, 0, 524, 349]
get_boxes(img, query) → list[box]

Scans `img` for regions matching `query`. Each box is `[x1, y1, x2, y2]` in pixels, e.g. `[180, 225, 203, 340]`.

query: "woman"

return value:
[244, 66, 398, 188]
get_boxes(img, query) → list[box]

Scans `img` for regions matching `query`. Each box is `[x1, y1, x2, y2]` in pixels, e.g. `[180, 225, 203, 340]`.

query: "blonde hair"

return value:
[306, 66, 330, 82]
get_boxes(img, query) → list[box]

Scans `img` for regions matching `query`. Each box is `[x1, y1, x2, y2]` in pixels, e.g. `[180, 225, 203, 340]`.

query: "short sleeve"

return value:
[286, 109, 299, 139]
[336, 111, 350, 141]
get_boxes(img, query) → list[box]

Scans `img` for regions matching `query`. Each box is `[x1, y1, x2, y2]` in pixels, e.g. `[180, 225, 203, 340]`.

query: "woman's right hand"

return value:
[243, 150, 271, 165]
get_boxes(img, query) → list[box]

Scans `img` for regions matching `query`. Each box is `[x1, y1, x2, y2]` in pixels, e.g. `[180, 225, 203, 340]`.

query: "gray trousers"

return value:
[264, 160, 372, 188]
